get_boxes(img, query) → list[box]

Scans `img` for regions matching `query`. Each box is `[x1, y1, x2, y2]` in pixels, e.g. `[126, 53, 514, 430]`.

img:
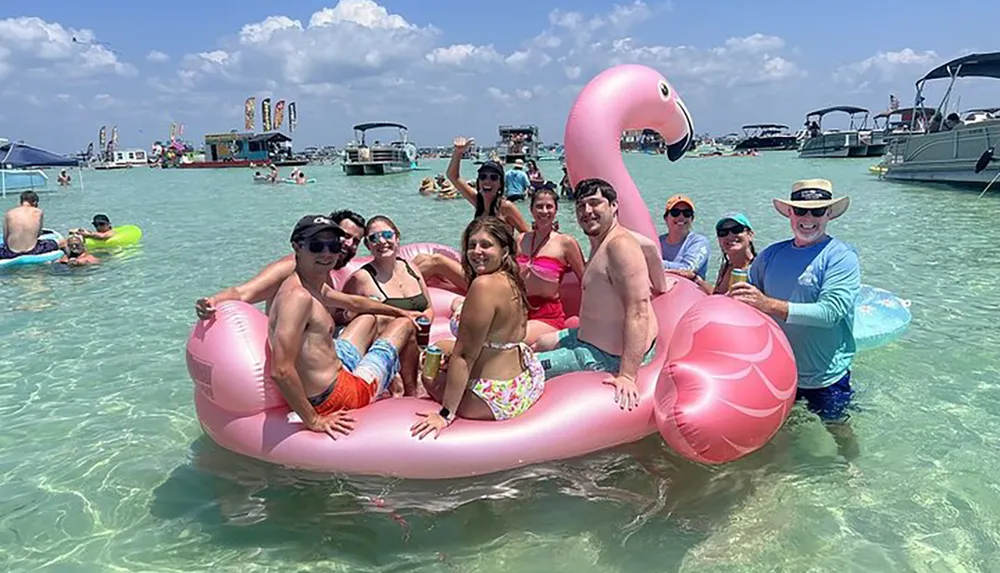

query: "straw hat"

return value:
[513, 159, 525, 169]
[773, 179, 850, 219]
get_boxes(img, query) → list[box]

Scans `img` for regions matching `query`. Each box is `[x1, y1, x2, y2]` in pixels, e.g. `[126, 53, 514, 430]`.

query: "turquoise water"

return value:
[2, 154, 999, 572]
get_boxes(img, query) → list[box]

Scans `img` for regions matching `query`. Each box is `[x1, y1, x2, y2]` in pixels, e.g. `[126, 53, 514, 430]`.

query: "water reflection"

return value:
[151, 421, 840, 572]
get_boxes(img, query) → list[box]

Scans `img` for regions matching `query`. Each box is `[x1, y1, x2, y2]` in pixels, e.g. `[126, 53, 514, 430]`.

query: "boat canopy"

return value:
[353, 122, 408, 132]
[918, 52, 1000, 82]
[498, 124, 539, 135]
[250, 132, 292, 143]
[742, 123, 789, 129]
[0, 141, 79, 168]
[806, 106, 869, 117]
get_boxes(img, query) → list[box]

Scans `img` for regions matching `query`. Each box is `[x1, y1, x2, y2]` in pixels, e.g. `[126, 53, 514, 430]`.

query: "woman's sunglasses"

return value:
[666, 208, 693, 218]
[478, 172, 500, 182]
[366, 230, 395, 244]
[303, 239, 342, 254]
[716, 224, 747, 238]
[792, 206, 828, 217]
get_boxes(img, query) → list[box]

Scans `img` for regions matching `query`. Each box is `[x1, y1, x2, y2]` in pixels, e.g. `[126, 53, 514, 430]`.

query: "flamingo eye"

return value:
[658, 81, 671, 101]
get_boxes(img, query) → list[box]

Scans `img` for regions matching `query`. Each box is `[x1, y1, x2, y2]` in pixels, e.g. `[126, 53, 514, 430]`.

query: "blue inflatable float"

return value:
[854, 284, 911, 351]
[0, 230, 64, 269]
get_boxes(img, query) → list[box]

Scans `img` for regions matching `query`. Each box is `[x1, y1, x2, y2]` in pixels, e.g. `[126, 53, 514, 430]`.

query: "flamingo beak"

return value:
[666, 98, 695, 162]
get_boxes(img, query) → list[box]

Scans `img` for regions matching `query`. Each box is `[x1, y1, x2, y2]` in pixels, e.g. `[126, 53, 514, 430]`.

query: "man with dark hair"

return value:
[196, 209, 366, 319]
[1, 191, 60, 259]
[533, 178, 661, 411]
[269, 215, 416, 438]
[329, 209, 365, 266]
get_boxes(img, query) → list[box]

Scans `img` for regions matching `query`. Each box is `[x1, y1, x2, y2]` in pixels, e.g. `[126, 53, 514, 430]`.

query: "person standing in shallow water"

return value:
[411, 136, 530, 292]
[658, 194, 710, 281]
[729, 178, 862, 460]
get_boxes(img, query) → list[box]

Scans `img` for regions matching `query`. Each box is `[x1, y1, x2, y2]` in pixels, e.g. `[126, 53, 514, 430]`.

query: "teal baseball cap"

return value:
[716, 212, 753, 232]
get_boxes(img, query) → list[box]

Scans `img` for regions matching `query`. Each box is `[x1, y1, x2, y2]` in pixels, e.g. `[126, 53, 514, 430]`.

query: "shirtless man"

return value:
[57, 233, 100, 266]
[269, 215, 416, 437]
[533, 178, 661, 410]
[72, 214, 115, 242]
[1, 191, 60, 260]
[195, 210, 366, 319]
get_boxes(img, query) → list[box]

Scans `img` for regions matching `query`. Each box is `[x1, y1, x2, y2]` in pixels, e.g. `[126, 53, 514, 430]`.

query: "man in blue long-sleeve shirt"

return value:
[730, 178, 861, 459]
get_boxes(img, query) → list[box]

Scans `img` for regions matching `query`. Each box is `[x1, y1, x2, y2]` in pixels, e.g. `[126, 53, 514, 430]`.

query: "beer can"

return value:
[423, 345, 443, 379]
[731, 268, 749, 285]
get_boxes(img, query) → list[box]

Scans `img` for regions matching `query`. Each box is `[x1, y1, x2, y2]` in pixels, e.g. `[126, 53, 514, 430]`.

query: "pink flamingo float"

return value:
[186, 65, 797, 478]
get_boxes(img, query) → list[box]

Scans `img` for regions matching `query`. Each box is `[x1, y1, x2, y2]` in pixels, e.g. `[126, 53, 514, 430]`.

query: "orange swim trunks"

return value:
[308, 368, 376, 415]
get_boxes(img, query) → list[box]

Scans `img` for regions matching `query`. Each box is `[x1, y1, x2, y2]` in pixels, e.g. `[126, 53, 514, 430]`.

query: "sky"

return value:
[1, 0, 997, 153]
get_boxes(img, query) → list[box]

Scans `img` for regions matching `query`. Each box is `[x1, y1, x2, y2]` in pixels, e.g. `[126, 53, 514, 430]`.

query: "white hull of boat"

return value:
[882, 119, 1000, 184]
[342, 161, 413, 176]
[799, 132, 866, 158]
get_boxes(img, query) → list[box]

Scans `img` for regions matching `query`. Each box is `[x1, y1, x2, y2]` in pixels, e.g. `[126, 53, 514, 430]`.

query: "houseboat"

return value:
[497, 125, 539, 164]
[342, 122, 418, 176]
[798, 106, 872, 158]
[178, 132, 299, 169]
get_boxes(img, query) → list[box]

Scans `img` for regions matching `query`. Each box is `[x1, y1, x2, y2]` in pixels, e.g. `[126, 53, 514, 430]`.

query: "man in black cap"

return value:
[195, 209, 366, 320]
[268, 215, 419, 438]
[72, 213, 116, 242]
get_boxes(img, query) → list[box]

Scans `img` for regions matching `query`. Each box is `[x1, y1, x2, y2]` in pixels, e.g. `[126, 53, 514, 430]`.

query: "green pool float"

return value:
[85, 224, 143, 250]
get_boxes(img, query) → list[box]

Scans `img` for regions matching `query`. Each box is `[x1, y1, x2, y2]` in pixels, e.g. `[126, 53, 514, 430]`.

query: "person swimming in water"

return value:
[57, 233, 100, 266]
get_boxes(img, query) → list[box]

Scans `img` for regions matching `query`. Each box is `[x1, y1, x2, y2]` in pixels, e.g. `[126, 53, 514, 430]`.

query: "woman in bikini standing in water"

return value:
[412, 136, 531, 291]
[449, 186, 585, 344]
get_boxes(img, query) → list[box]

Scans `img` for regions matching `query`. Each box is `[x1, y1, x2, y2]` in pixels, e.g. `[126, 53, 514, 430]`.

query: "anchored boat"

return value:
[342, 122, 417, 176]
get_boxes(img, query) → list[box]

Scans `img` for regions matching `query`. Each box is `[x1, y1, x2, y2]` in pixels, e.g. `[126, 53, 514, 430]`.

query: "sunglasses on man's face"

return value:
[717, 224, 746, 238]
[303, 239, 342, 254]
[478, 172, 500, 182]
[792, 206, 828, 217]
[667, 208, 693, 218]
[366, 230, 395, 244]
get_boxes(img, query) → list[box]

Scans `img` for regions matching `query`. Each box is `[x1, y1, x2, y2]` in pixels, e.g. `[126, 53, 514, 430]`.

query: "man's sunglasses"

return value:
[666, 208, 693, 218]
[303, 239, 342, 254]
[366, 230, 395, 244]
[792, 206, 828, 217]
[717, 224, 747, 237]
[478, 172, 500, 182]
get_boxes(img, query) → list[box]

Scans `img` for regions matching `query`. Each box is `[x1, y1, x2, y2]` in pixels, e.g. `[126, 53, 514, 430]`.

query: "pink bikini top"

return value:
[516, 253, 568, 283]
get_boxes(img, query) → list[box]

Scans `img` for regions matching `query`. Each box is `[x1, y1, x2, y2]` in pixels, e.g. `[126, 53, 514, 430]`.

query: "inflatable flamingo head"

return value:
[564, 64, 695, 245]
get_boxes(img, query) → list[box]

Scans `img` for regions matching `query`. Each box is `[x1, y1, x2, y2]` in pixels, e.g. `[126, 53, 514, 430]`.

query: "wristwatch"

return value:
[438, 407, 456, 425]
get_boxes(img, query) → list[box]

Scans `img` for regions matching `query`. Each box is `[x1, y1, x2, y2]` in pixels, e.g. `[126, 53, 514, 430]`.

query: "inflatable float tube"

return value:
[187, 65, 798, 478]
[252, 176, 275, 184]
[85, 225, 142, 250]
[188, 243, 796, 478]
[281, 178, 317, 185]
[854, 285, 911, 351]
[0, 230, 64, 268]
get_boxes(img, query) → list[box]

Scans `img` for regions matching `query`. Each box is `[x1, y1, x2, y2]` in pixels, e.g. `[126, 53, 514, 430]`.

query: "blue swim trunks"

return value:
[536, 328, 656, 378]
[334, 337, 399, 396]
[796, 371, 854, 422]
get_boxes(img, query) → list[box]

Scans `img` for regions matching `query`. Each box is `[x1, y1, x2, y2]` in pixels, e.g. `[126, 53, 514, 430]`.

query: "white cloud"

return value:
[833, 48, 940, 84]
[0, 16, 135, 79]
[147, 50, 170, 63]
[594, 34, 805, 87]
[486, 87, 510, 102]
[425, 44, 502, 66]
[179, 0, 437, 87]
